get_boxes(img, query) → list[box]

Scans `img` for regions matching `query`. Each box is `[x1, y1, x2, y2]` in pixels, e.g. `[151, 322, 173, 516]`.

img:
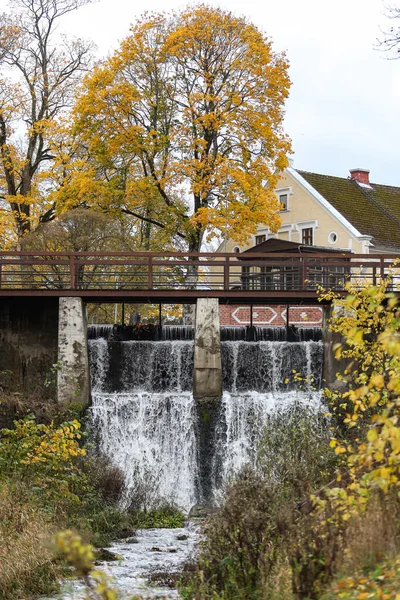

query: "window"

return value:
[302, 227, 313, 246]
[233, 246, 240, 253]
[255, 234, 266, 245]
[328, 232, 338, 244]
[279, 193, 288, 211]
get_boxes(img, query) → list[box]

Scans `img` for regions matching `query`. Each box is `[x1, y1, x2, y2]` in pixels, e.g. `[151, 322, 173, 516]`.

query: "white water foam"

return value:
[88, 338, 324, 510]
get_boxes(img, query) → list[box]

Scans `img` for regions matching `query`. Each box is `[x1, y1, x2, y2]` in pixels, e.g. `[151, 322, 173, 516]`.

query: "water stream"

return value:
[47, 326, 324, 599]
[42, 524, 200, 599]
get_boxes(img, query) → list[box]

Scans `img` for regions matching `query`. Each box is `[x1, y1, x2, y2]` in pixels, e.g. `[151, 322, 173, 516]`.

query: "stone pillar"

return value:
[58, 297, 90, 405]
[193, 298, 222, 401]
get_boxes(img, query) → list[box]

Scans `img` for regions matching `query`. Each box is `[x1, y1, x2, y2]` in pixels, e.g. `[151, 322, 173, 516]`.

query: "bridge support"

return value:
[58, 297, 90, 405]
[193, 298, 222, 401]
[193, 297, 222, 504]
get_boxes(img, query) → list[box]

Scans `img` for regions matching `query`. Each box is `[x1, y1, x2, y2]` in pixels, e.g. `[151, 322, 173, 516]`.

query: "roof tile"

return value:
[297, 170, 400, 250]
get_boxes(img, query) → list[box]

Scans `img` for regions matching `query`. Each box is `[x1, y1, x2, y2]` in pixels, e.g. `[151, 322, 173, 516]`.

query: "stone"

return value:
[94, 548, 120, 561]
[188, 504, 217, 519]
[193, 298, 222, 401]
[57, 297, 90, 405]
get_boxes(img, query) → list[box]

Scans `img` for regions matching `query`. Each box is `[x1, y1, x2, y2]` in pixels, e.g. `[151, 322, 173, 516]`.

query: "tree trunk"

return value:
[183, 226, 203, 325]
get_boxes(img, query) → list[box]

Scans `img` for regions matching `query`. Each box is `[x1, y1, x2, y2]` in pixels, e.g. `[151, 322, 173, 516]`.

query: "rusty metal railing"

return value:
[0, 251, 398, 298]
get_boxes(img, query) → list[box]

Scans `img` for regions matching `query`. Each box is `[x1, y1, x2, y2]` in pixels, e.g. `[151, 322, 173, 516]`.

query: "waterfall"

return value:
[161, 325, 194, 340]
[87, 324, 115, 339]
[89, 340, 198, 511]
[88, 337, 323, 511]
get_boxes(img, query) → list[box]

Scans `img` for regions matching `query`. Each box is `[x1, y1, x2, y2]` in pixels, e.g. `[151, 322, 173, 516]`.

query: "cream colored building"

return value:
[224, 166, 400, 255]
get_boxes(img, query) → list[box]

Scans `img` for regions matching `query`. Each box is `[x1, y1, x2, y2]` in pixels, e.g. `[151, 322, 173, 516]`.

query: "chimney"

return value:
[349, 168, 370, 187]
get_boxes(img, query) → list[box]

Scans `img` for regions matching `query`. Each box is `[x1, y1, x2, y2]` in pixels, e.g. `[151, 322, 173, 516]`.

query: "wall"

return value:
[219, 304, 323, 326]
[0, 297, 59, 397]
[225, 170, 366, 255]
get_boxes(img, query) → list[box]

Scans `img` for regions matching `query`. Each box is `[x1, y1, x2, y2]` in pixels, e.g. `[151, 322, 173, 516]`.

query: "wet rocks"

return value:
[150, 546, 178, 553]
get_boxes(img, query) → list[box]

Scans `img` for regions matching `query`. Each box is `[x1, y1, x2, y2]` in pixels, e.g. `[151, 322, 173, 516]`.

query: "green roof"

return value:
[297, 170, 400, 250]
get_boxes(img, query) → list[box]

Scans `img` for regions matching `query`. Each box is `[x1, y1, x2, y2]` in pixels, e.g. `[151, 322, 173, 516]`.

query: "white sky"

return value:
[60, 0, 400, 185]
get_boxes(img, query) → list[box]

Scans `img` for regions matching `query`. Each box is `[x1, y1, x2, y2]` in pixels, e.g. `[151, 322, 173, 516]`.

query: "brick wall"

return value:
[219, 305, 323, 326]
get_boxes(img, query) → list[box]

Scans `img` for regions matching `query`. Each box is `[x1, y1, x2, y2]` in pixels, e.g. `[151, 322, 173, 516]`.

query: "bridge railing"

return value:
[0, 252, 398, 294]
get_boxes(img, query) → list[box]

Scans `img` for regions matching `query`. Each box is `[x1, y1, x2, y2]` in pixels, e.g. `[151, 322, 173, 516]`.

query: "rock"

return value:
[94, 548, 121, 562]
[188, 504, 217, 519]
[147, 571, 181, 588]
[124, 536, 139, 544]
[151, 546, 178, 553]
[330, 379, 349, 393]
[176, 534, 188, 541]
[118, 527, 136, 538]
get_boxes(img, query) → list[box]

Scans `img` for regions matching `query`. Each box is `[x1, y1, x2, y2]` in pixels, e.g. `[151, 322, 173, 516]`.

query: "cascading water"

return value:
[88, 334, 324, 511]
[89, 339, 198, 511]
[212, 341, 323, 495]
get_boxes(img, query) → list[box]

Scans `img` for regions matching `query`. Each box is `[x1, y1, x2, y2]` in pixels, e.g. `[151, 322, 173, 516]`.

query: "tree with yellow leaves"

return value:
[0, 0, 93, 245]
[67, 4, 291, 254]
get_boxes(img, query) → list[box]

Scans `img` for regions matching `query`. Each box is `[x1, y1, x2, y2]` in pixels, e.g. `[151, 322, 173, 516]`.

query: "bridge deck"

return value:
[0, 251, 398, 304]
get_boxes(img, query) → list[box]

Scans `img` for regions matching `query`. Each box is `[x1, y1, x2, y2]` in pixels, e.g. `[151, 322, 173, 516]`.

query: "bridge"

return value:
[0, 251, 398, 304]
[0, 250, 398, 408]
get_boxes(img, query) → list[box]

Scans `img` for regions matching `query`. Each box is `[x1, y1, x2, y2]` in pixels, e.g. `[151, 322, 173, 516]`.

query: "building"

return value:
[218, 166, 400, 326]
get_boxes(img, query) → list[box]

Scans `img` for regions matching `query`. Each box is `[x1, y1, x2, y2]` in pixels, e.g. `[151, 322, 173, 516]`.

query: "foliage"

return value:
[321, 555, 400, 600]
[130, 505, 185, 529]
[56, 530, 120, 600]
[316, 280, 400, 521]
[62, 4, 291, 252]
[0, 484, 62, 600]
[182, 407, 335, 600]
[0, 414, 86, 503]
[0, 0, 93, 244]
[0, 410, 135, 597]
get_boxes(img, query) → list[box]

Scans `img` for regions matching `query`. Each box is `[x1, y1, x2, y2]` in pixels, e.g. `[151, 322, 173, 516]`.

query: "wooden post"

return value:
[380, 257, 385, 282]
[301, 257, 308, 290]
[286, 305, 290, 340]
[148, 255, 153, 290]
[69, 256, 76, 289]
[224, 256, 230, 290]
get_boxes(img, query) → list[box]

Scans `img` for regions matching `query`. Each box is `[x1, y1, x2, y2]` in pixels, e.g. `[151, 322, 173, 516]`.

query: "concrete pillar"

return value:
[193, 298, 222, 401]
[58, 297, 90, 405]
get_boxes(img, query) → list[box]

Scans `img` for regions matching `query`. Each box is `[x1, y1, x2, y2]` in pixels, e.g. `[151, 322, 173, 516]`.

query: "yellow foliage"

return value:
[67, 4, 292, 250]
[317, 277, 400, 524]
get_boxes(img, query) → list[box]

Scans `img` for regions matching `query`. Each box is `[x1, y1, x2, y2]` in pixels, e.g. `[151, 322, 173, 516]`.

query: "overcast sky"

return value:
[61, 0, 400, 185]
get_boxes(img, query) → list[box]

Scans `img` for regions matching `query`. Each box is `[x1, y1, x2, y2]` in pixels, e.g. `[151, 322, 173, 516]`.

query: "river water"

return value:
[44, 328, 324, 598]
[42, 524, 200, 599]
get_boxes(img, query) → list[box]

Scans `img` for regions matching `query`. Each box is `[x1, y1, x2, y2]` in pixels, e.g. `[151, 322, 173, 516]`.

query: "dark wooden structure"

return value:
[0, 246, 398, 304]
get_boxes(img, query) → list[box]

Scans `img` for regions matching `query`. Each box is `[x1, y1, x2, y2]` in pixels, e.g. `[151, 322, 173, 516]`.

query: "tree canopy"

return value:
[0, 0, 93, 246]
[62, 4, 291, 252]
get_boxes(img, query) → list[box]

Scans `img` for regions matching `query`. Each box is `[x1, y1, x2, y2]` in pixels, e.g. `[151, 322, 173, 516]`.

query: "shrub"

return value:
[0, 485, 62, 600]
[131, 504, 185, 529]
[182, 406, 335, 600]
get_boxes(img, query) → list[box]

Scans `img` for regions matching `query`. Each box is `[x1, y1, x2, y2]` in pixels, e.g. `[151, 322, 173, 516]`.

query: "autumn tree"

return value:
[66, 5, 291, 254]
[0, 0, 93, 245]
